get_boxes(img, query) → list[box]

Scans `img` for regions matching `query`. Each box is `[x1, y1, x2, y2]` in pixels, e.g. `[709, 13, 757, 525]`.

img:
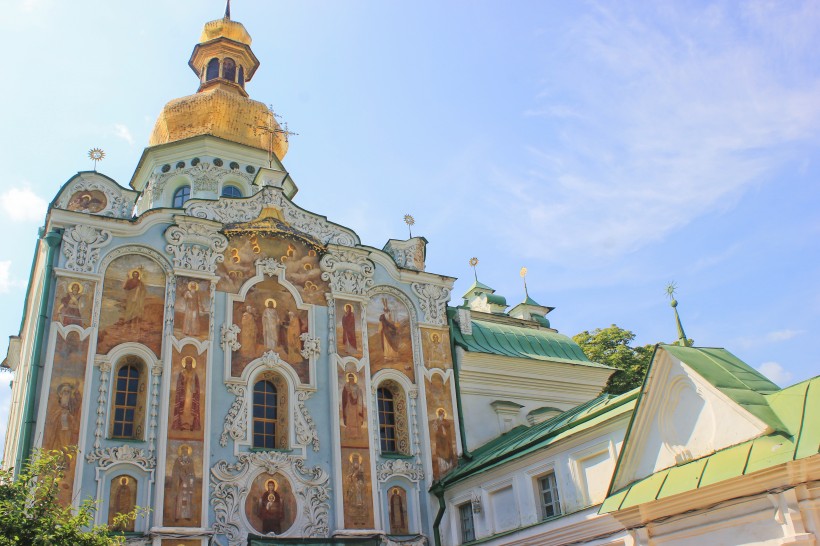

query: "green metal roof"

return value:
[600, 376, 819, 514]
[449, 310, 605, 367]
[522, 295, 541, 306]
[485, 293, 507, 306]
[662, 345, 786, 431]
[463, 279, 495, 296]
[441, 390, 638, 486]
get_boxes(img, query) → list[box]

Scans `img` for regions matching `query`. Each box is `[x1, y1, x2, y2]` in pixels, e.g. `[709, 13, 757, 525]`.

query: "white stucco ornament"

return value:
[62, 225, 112, 273]
[411, 282, 451, 326]
[319, 248, 375, 295]
[164, 218, 228, 273]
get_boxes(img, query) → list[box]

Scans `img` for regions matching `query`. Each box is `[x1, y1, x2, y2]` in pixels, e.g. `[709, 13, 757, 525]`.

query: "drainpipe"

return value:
[448, 314, 471, 459]
[15, 229, 62, 474]
[431, 483, 447, 546]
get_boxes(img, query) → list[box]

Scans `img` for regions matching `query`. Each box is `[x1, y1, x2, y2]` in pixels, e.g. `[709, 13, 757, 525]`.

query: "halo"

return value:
[391, 487, 401, 495]
[344, 303, 353, 312]
[348, 452, 362, 464]
[177, 444, 191, 456]
[80, 193, 93, 201]
[68, 282, 83, 294]
[265, 478, 278, 490]
[345, 372, 357, 383]
[265, 298, 277, 308]
[430, 332, 440, 342]
[127, 268, 141, 279]
[182, 356, 196, 369]
[187, 281, 198, 291]
[120, 476, 129, 485]
[436, 407, 447, 418]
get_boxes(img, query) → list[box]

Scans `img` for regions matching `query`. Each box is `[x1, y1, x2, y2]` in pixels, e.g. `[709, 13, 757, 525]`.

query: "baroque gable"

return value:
[54, 171, 138, 219]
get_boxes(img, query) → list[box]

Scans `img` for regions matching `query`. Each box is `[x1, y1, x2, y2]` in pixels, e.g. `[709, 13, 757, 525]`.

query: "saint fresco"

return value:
[231, 277, 310, 383]
[366, 294, 414, 381]
[421, 328, 452, 370]
[336, 300, 363, 359]
[168, 347, 206, 440]
[174, 277, 210, 340]
[388, 486, 409, 535]
[163, 440, 203, 527]
[245, 472, 297, 535]
[54, 277, 93, 328]
[341, 448, 374, 529]
[66, 189, 107, 213]
[338, 366, 368, 448]
[425, 375, 458, 480]
[42, 331, 89, 506]
[216, 233, 327, 306]
[97, 254, 166, 356]
[108, 475, 137, 531]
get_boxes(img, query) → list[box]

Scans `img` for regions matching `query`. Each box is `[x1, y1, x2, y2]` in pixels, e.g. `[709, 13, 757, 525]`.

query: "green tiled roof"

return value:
[450, 310, 605, 367]
[441, 390, 638, 486]
[662, 345, 785, 431]
[600, 376, 819, 514]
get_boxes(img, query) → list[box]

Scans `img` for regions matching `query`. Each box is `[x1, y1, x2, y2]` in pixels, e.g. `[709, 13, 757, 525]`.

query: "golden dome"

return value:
[199, 17, 252, 46]
[149, 86, 288, 160]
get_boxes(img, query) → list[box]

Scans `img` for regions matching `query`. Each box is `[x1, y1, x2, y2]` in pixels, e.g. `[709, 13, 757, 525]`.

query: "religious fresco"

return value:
[53, 277, 94, 328]
[41, 331, 89, 506]
[231, 277, 309, 383]
[336, 300, 363, 359]
[341, 448, 374, 529]
[97, 254, 166, 357]
[366, 294, 414, 382]
[421, 328, 452, 370]
[388, 486, 409, 535]
[160, 541, 201, 546]
[216, 232, 327, 306]
[107, 475, 137, 531]
[244, 472, 297, 535]
[425, 375, 458, 481]
[163, 345, 206, 528]
[66, 189, 107, 213]
[338, 366, 368, 449]
[174, 276, 210, 340]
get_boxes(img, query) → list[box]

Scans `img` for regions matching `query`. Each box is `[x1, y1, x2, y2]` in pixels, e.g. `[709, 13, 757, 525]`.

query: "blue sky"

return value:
[0, 1, 818, 449]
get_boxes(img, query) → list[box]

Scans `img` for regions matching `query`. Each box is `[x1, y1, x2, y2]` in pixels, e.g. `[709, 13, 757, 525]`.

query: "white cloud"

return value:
[764, 329, 805, 342]
[0, 261, 12, 293]
[0, 187, 47, 223]
[757, 361, 793, 386]
[494, 1, 820, 262]
[114, 123, 135, 145]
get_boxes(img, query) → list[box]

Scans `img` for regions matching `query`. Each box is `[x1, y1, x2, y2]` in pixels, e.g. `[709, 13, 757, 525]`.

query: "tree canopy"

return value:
[573, 325, 654, 395]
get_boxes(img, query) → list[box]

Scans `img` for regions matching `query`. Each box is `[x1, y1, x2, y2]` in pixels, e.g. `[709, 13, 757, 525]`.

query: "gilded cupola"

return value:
[149, 5, 289, 160]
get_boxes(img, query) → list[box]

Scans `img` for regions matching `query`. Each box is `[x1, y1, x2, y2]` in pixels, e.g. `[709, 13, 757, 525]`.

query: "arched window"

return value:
[221, 185, 242, 198]
[223, 57, 236, 82]
[110, 357, 147, 440]
[172, 185, 190, 208]
[206, 57, 220, 81]
[238, 66, 245, 87]
[378, 387, 397, 453]
[253, 380, 278, 449]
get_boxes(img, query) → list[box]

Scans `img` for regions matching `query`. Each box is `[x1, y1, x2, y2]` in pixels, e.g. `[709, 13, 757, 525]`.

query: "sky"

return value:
[0, 0, 818, 450]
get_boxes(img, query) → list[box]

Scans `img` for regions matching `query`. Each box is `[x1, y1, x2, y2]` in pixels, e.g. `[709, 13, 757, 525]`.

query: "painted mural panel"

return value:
[97, 255, 166, 356]
[107, 475, 137, 531]
[163, 345, 206, 528]
[160, 541, 200, 546]
[231, 278, 309, 383]
[338, 366, 368, 448]
[216, 233, 327, 305]
[421, 328, 452, 370]
[335, 300, 363, 359]
[425, 374, 458, 481]
[54, 277, 94, 328]
[66, 189, 107, 213]
[174, 277, 210, 340]
[388, 486, 409, 535]
[366, 294, 414, 382]
[244, 472, 297, 535]
[341, 448, 374, 529]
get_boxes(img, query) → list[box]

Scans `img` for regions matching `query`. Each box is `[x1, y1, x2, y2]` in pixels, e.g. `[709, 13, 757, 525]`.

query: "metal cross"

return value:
[254, 105, 299, 168]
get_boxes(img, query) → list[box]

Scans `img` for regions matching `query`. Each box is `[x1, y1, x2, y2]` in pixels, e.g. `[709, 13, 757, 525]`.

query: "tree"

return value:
[573, 325, 654, 395]
[0, 448, 137, 546]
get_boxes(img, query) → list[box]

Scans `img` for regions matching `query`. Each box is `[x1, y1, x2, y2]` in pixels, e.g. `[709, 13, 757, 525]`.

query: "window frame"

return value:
[458, 502, 476, 543]
[377, 387, 397, 453]
[221, 184, 243, 198]
[107, 355, 148, 441]
[172, 185, 191, 208]
[537, 472, 561, 520]
[252, 379, 279, 449]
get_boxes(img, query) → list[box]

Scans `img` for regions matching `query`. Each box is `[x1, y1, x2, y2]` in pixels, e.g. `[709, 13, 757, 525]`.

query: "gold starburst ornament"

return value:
[88, 148, 105, 171]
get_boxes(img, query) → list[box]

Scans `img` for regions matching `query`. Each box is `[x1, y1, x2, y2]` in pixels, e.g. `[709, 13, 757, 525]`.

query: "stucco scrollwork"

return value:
[383, 238, 426, 271]
[85, 444, 155, 470]
[376, 459, 425, 483]
[294, 390, 320, 452]
[257, 256, 286, 278]
[164, 218, 228, 273]
[411, 282, 451, 326]
[221, 323, 241, 352]
[319, 249, 374, 295]
[93, 358, 111, 449]
[57, 176, 134, 218]
[210, 451, 330, 544]
[220, 384, 247, 448]
[62, 225, 112, 273]
[299, 333, 321, 360]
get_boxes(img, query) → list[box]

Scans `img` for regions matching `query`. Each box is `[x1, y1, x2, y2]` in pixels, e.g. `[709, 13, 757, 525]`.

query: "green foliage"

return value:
[0, 448, 138, 546]
[573, 325, 654, 395]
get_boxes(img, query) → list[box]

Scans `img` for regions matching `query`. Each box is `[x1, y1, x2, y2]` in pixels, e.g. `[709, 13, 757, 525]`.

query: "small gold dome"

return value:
[199, 17, 252, 46]
[149, 86, 288, 160]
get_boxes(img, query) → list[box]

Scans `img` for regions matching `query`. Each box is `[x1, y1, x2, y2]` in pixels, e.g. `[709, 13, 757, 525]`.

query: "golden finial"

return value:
[520, 266, 529, 297]
[469, 257, 479, 281]
[404, 214, 415, 238]
[88, 148, 105, 171]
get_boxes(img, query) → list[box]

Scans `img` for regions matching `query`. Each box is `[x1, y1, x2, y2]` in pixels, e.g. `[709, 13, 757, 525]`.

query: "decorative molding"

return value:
[457, 308, 472, 335]
[383, 537, 427, 546]
[149, 161, 253, 210]
[85, 444, 155, 470]
[300, 333, 321, 360]
[319, 249, 375, 295]
[56, 175, 134, 218]
[295, 390, 320, 452]
[148, 363, 162, 460]
[210, 452, 330, 545]
[411, 282, 451, 327]
[257, 256, 287, 278]
[62, 225, 112, 273]
[220, 384, 247, 448]
[383, 238, 426, 271]
[164, 218, 228, 274]
[93, 359, 111, 449]
[221, 323, 241, 352]
[376, 459, 425, 483]
[471, 493, 483, 514]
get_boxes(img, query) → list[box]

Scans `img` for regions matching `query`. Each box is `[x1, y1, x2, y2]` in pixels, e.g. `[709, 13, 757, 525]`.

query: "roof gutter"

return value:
[431, 482, 447, 546]
[15, 229, 62, 474]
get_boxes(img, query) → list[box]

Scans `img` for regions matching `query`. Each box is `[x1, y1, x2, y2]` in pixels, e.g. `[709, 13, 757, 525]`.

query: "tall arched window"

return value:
[172, 185, 190, 208]
[206, 57, 220, 80]
[110, 356, 147, 440]
[377, 387, 397, 453]
[251, 372, 289, 449]
[238, 66, 245, 87]
[221, 185, 242, 198]
[223, 57, 236, 82]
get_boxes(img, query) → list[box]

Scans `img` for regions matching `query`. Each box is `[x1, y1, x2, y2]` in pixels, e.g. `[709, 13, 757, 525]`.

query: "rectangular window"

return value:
[459, 502, 475, 543]
[538, 473, 561, 519]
